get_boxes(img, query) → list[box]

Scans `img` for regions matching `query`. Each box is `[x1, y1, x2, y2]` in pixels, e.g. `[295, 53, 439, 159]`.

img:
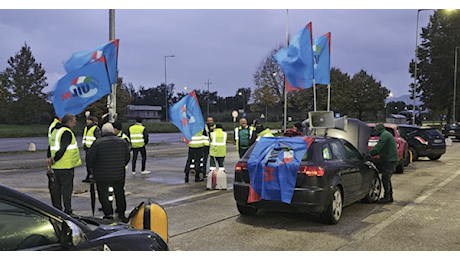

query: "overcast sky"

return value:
[0, 2, 452, 102]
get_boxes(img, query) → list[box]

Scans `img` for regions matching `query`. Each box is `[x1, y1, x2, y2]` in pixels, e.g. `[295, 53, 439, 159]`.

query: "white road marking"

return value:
[340, 169, 460, 250]
[159, 187, 233, 206]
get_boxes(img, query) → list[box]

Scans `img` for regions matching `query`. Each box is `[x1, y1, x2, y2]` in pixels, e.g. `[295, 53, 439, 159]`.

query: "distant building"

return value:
[125, 105, 162, 123]
[386, 114, 407, 124]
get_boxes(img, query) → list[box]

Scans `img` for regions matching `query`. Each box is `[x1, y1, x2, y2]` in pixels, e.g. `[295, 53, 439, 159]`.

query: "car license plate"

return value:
[434, 139, 442, 143]
[369, 140, 378, 147]
[449, 136, 456, 139]
[450, 130, 455, 133]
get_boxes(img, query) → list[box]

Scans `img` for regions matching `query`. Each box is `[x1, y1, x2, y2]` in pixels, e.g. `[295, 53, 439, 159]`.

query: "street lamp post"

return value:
[454, 46, 460, 123]
[239, 91, 245, 113]
[164, 55, 175, 122]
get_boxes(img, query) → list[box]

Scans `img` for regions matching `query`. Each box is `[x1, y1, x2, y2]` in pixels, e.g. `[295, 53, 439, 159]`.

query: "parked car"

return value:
[0, 184, 168, 251]
[441, 122, 460, 140]
[233, 135, 382, 225]
[367, 123, 409, 173]
[398, 124, 446, 161]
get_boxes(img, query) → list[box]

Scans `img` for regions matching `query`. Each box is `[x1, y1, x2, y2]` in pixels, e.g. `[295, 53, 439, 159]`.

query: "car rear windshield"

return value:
[446, 124, 460, 130]
[418, 129, 442, 138]
[242, 141, 314, 161]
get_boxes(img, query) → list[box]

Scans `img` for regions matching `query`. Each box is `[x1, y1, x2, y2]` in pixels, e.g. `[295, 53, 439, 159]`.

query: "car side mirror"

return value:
[62, 220, 84, 248]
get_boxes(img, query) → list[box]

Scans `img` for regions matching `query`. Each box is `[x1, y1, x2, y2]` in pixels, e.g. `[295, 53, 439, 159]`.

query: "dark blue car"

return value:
[0, 184, 168, 251]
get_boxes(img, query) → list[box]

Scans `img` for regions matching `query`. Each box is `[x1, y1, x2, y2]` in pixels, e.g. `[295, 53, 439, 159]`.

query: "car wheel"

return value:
[236, 203, 258, 216]
[428, 155, 441, 160]
[320, 186, 342, 224]
[409, 146, 418, 161]
[403, 150, 410, 166]
[362, 173, 382, 203]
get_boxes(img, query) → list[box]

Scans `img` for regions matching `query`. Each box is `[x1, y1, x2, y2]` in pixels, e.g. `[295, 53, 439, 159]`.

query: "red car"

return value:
[367, 123, 410, 173]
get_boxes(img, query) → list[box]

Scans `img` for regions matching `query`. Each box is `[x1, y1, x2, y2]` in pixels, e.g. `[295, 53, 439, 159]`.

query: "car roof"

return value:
[398, 124, 420, 129]
[367, 123, 398, 128]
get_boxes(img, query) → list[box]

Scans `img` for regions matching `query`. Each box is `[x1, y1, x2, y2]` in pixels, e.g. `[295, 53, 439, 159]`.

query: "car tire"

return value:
[409, 146, 418, 161]
[236, 203, 258, 216]
[428, 155, 441, 160]
[403, 150, 410, 166]
[362, 173, 382, 204]
[320, 186, 342, 224]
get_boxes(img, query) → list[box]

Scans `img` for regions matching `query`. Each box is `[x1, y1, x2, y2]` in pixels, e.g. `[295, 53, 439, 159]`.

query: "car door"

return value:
[325, 140, 357, 202]
[338, 140, 364, 202]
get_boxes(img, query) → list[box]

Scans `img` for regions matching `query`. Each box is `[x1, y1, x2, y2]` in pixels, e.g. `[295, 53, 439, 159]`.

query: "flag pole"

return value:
[108, 9, 117, 122]
[313, 79, 317, 111]
[283, 9, 289, 133]
[327, 84, 331, 111]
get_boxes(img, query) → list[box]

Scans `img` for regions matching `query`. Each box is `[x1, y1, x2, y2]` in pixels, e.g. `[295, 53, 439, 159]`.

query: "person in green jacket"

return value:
[368, 123, 399, 204]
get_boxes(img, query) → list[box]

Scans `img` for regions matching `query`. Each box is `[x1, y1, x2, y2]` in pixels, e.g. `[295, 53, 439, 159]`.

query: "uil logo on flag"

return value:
[180, 104, 196, 126]
[61, 76, 99, 101]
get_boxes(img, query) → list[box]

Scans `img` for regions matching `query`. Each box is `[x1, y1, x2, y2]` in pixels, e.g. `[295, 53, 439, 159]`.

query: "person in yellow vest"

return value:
[202, 117, 215, 178]
[128, 117, 150, 175]
[113, 120, 131, 170]
[184, 129, 205, 182]
[250, 119, 274, 145]
[82, 116, 101, 183]
[48, 115, 61, 140]
[210, 124, 227, 171]
[46, 113, 81, 215]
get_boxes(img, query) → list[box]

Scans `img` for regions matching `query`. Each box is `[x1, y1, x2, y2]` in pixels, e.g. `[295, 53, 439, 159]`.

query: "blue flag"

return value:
[313, 32, 331, 85]
[52, 57, 112, 118]
[169, 91, 205, 141]
[64, 39, 119, 84]
[247, 137, 311, 204]
[274, 22, 314, 89]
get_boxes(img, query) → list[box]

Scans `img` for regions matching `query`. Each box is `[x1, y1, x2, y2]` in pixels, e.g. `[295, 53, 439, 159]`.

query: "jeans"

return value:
[382, 161, 398, 199]
[132, 146, 147, 172]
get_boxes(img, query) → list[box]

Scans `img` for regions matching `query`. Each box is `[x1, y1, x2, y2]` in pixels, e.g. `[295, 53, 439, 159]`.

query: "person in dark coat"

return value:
[86, 123, 130, 222]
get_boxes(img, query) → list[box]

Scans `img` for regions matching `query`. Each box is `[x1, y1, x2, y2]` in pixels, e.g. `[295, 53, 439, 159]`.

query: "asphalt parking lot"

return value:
[2, 139, 460, 251]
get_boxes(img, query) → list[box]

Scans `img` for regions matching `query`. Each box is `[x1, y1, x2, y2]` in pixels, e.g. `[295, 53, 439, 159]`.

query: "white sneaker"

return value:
[141, 170, 151, 175]
[132, 171, 136, 175]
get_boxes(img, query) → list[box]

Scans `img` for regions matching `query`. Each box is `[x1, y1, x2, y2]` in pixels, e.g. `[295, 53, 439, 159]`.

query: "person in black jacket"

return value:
[86, 123, 130, 222]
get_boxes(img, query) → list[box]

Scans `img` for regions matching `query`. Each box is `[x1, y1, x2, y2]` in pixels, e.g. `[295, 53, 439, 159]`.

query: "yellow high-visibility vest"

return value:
[50, 127, 82, 169]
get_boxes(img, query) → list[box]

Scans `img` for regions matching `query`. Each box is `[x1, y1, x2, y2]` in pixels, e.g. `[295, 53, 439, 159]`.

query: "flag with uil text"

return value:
[313, 32, 331, 85]
[64, 39, 119, 84]
[169, 91, 205, 141]
[52, 56, 112, 118]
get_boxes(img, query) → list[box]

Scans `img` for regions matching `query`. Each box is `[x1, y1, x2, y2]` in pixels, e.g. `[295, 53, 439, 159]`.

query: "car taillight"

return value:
[442, 126, 445, 131]
[235, 162, 247, 172]
[298, 166, 324, 176]
[415, 136, 428, 145]
[396, 142, 400, 149]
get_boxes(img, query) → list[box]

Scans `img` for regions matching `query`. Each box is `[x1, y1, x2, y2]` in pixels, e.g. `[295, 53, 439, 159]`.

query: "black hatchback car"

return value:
[233, 136, 382, 224]
[398, 124, 446, 161]
[0, 184, 168, 251]
[442, 122, 460, 140]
